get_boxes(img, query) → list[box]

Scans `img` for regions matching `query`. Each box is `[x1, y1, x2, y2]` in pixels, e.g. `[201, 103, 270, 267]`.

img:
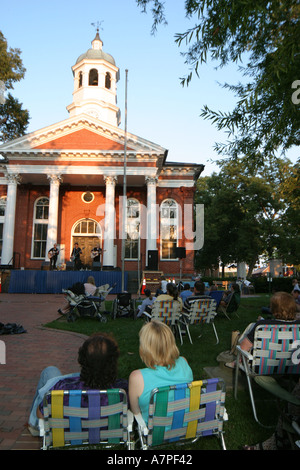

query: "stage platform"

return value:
[7, 270, 127, 294]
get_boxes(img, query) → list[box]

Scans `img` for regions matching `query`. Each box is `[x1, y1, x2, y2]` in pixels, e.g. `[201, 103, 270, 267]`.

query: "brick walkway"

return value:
[0, 293, 88, 450]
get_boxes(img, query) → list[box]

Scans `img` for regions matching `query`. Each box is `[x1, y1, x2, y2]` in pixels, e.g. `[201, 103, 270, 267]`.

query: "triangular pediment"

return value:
[33, 128, 127, 151]
[0, 113, 167, 156]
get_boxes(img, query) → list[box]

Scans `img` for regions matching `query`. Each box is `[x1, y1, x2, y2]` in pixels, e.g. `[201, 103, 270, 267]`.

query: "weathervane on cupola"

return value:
[91, 21, 104, 49]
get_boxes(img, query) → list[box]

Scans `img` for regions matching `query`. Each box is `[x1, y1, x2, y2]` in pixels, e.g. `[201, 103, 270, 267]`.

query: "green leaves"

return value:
[136, 0, 300, 164]
[0, 31, 29, 141]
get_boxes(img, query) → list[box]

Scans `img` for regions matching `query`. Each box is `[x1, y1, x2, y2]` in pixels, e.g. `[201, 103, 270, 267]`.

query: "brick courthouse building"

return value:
[0, 31, 203, 278]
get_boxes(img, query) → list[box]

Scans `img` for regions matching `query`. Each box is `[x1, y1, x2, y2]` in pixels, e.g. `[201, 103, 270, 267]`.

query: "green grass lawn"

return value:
[44, 294, 286, 450]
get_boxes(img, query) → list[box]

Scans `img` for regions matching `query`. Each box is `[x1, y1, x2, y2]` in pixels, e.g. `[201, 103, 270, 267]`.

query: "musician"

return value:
[48, 243, 59, 271]
[71, 243, 82, 271]
[91, 245, 102, 263]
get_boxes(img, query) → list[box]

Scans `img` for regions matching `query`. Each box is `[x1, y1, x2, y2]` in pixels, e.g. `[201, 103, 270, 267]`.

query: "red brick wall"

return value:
[7, 183, 195, 273]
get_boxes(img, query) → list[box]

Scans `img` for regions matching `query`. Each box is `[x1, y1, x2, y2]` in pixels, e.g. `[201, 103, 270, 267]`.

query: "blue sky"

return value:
[1, 0, 298, 176]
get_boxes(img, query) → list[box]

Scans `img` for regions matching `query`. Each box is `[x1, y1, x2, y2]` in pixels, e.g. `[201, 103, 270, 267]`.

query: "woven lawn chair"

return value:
[181, 298, 219, 345]
[41, 388, 133, 450]
[136, 378, 227, 450]
[218, 292, 240, 320]
[147, 299, 183, 344]
[234, 323, 300, 427]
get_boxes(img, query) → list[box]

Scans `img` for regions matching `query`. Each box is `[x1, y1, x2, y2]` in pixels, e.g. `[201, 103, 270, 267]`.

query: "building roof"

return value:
[75, 31, 116, 66]
[75, 48, 116, 66]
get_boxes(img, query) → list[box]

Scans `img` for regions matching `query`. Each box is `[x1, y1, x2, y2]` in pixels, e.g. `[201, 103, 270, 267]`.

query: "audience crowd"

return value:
[27, 275, 300, 450]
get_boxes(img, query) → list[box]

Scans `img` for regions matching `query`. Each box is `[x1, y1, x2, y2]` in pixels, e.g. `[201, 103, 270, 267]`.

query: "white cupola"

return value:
[67, 29, 121, 126]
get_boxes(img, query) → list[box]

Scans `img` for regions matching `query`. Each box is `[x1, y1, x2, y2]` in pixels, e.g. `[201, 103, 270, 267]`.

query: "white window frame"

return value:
[160, 199, 178, 260]
[0, 196, 6, 258]
[125, 198, 140, 260]
[31, 197, 49, 259]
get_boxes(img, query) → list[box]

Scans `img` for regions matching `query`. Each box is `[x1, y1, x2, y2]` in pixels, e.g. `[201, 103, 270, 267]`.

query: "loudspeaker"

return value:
[175, 247, 186, 259]
[92, 262, 101, 271]
[148, 250, 158, 270]
[102, 265, 114, 271]
[66, 261, 74, 271]
[41, 261, 50, 271]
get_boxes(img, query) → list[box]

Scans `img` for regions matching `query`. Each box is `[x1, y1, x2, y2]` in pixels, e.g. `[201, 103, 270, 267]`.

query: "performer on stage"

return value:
[71, 243, 82, 271]
[90, 244, 102, 263]
[48, 243, 59, 271]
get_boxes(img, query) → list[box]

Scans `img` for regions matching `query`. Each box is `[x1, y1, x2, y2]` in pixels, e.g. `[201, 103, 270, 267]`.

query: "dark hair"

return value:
[194, 281, 205, 294]
[144, 289, 151, 297]
[166, 282, 178, 300]
[231, 283, 240, 294]
[184, 283, 190, 290]
[78, 333, 120, 389]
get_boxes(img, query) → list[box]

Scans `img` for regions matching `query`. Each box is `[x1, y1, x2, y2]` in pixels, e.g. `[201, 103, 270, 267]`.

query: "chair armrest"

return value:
[142, 312, 152, 319]
[134, 413, 148, 436]
[127, 410, 134, 432]
[180, 312, 190, 323]
[39, 418, 45, 437]
[236, 345, 253, 362]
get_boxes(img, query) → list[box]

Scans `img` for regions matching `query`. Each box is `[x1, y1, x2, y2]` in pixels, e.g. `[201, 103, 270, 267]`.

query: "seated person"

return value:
[28, 333, 127, 436]
[156, 282, 183, 311]
[226, 291, 300, 368]
[58, 279, 98, 316]
[84, 276, 97, 296]
[156, 276, 168, 296]
[128, 321, 193, 425]
[137, 289, 156, 317]
[179, 283, 192, 302]
[182, 280, 211, 314]
[219, 283, 241, 310]
[244, 377, 300, 450]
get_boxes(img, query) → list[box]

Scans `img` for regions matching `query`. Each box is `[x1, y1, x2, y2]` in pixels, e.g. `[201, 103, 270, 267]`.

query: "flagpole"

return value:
[121, 69, 128, 292]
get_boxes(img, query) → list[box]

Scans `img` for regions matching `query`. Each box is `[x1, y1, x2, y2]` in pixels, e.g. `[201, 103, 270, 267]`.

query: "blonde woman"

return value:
[129, 321, 193, 423]
[84, 276, 97, 296]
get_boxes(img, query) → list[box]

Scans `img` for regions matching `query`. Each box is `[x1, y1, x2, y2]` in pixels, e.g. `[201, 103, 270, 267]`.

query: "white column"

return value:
[146, 176, 158, 256]
[103, 176, 117, 267]
[1, 174, 21, 265]
[45, 174, 62, 260]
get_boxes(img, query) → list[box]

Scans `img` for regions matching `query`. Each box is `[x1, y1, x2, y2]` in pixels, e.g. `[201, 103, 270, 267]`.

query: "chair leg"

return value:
[186, 324, 193, 344]
[212, 323, 219, 344]
[237, 354, 274, 428]
[220, 432, 226, 450]
[234, 349, 241, 400]
[176, 324, 183, 345]
[219, 306, 231, 320]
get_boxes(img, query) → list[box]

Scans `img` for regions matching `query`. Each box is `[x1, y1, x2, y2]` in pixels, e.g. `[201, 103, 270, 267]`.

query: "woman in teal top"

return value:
[129, 320, 193, 424]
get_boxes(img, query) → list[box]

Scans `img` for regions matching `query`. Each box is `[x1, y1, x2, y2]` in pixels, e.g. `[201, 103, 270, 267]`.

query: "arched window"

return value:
[71, 219, 102, 266]
[160, 199, 178, 260]
[32, 197, 49, 258]
[125, 198, 140, 259]
[89, 69, 98, 86]
[105, 72, 111, 89]
[78, 71, 83, 88]
[73, 219, 101, 235]
[0, 196, 6, 258]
